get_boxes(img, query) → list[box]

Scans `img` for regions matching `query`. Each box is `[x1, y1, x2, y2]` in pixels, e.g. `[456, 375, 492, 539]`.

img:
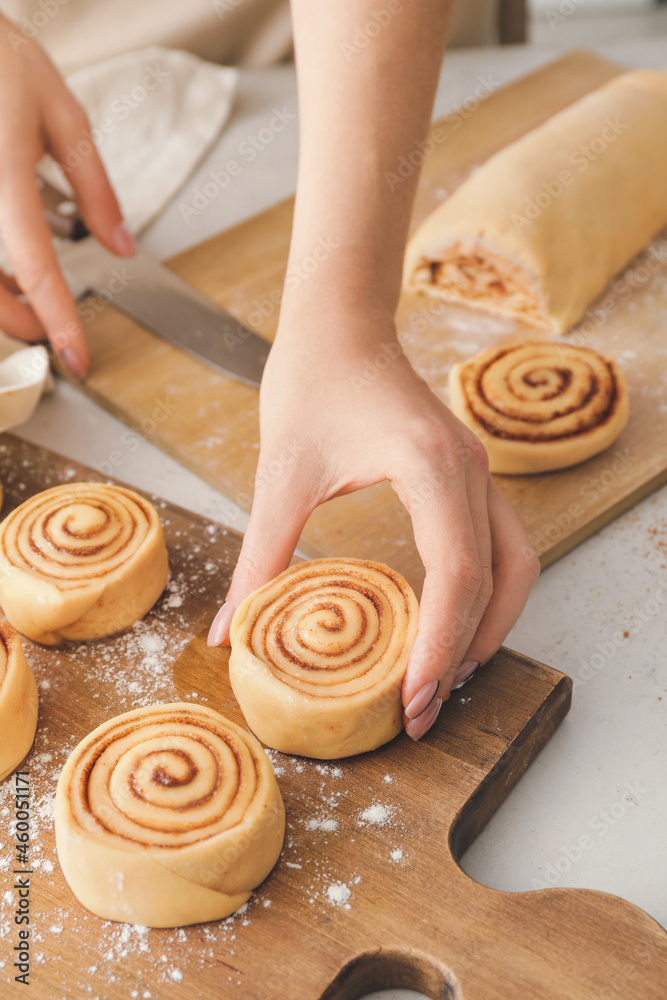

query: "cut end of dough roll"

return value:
[55, 702, 285, 927]
[449, 341, 629, 474]
[229, 558, 419, 759]
[0, 622, 38, 782]
[0, 482, 169, 644]
[404, 69, 667, 333]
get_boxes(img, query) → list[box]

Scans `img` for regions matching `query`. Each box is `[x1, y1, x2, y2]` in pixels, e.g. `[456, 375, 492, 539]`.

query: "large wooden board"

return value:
[66, 49, 667, 600]
[0, 434, 665, 999]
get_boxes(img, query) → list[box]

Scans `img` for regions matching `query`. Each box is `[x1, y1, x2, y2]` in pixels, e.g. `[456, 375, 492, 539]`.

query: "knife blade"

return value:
[43, 180, 269, 388]
[60, 238, 269, 388]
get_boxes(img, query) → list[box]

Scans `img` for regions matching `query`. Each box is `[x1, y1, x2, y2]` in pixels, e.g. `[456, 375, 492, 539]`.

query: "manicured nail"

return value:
[60, 348, 87, 380]
[405, 696, 442, 741]
[452, 659, 480, 691]
[207, 602, 235, 647]
[110, 223, 137, 256]
[404, 679, 439, 720]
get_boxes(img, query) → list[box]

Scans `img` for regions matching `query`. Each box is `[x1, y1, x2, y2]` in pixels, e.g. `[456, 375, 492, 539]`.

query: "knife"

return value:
[41, 179, 269, 388]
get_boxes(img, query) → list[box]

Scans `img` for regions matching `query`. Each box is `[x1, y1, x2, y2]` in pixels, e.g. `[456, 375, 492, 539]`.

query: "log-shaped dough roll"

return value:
[55, 703, 285, 927]
[229, 558, 419, 759]
[0, 483, 169, 644]
[404, 70, 667, 333]
[0, 623, 38, 781]
[449, 342, 629, 474]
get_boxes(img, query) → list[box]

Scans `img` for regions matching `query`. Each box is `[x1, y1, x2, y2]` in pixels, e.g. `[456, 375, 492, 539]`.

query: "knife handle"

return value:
[38, 177, 89, 242]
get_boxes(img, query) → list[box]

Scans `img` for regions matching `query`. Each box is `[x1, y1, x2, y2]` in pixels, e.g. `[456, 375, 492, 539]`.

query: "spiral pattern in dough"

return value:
[449, 342, 629, 474]
[229, 558, 419, 758]
[0, 622, 38, 782]
[0, 483, 169, 644]
[55, 703, 285, 927]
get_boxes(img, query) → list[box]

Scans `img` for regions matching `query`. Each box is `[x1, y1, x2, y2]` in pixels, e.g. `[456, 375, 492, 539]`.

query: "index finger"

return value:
[0, 164, 88, 376]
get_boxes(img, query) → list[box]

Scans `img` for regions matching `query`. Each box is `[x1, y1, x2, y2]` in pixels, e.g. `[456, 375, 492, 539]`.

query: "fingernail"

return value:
[110, 223, 137, 256]
[452, 659, 480, 690]
[207, 602, 236, 647]
[60, 348, 87, 380]
[405, 697, 442, 741]
[404, 679, 439, 720]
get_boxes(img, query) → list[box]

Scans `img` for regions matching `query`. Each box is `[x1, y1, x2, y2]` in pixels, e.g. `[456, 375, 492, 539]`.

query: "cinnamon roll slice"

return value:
[449, 342, 629, 474]
[229, 558, 419, 759]
[0, 623, 38, 781]
[0, 483, 169, 644]
[55, 703, 285, 927]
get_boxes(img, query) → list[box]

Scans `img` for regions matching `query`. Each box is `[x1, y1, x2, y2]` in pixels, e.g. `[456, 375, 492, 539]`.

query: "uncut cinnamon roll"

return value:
[449, 342, 629, 474]
[229, 558, 419, 759]
[403, 70, 667, 332]
[0, 623, 38, 781]
[55, 703, 285, 927]
[0, 483, 169, 644]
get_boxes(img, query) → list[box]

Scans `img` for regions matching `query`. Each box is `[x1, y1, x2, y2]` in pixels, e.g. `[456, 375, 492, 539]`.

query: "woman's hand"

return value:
[209, 292, 540, 740]
[207, 0, 539, 741]
[0, 16, 134, 376]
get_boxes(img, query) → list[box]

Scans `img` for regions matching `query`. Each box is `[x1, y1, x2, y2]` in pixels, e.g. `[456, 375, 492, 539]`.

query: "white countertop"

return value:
[15, 33, 667, 997]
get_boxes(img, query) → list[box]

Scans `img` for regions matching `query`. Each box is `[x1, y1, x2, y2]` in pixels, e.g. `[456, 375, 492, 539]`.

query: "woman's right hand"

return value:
[0, 16, 135, 377]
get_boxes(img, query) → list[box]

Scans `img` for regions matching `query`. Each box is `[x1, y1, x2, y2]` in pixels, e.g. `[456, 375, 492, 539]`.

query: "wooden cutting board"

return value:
[0, 433, 665, 1000]
[65, 48, 667, 602]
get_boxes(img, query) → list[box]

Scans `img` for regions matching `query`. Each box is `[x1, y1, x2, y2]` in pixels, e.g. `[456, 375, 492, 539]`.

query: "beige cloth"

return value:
[40, 46, 238, 233]
[2, 0, 500, 72]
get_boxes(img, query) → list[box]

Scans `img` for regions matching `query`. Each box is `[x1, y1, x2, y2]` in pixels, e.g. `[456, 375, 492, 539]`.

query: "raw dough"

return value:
[0, 622, 38, 781]
[229, 558, 419, 759]
[0, 482, 169, 644]
[449, 342, 629, 474]
[55, 702, 285, 927]
[403, 70, 667, 333]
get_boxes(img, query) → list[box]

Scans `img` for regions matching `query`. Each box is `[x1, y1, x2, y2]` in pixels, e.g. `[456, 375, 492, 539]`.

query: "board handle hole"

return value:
[319, 947, 463, 1000]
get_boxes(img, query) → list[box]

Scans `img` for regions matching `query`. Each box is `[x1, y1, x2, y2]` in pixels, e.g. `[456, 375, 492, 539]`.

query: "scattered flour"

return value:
[306, 818, 339, 832]
[326, 883, 351, 907]
[359, 803, 393, 826]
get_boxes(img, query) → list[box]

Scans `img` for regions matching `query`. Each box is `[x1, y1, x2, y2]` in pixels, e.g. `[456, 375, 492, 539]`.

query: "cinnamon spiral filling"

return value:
[0, 483, 157, 586]
[230, 559, 420, 758]
[245, 563, 414, 698]
[70, 706, 265, 847]
[0, 482, 169, 643]
[459, 343, 621, 442]
[55, 703, 285, 926]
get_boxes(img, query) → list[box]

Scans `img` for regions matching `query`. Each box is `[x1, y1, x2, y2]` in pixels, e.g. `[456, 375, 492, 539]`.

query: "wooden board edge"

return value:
[538, 466, 667, 569]
[447, 657, 572, 860]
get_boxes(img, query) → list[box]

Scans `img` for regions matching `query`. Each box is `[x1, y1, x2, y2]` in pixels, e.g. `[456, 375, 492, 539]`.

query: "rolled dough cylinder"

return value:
[449, 341, 629, 474]
[229, 558, 419, 759]
[0, 622, 38, 782]
[55, 703, 285, 927]
[403, 69, 667, 332]
[0, 482, 169, 644]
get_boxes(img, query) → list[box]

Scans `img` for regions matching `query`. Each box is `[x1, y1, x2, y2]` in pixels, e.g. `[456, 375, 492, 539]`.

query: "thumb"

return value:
[207, 488, 311, 647]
